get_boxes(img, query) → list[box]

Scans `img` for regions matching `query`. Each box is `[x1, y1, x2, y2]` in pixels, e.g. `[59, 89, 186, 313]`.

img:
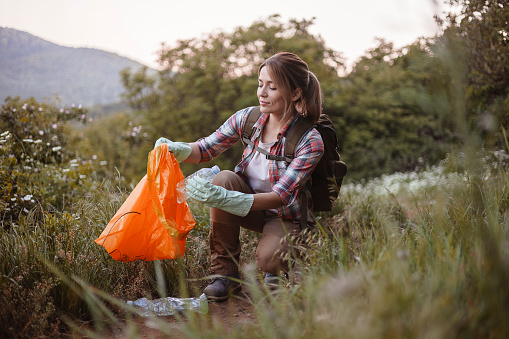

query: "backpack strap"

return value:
[241, 106, 261, 146]
[241, 106, 293, 162]
[285, 116, 314, 159]
[287, 117, 315, 231]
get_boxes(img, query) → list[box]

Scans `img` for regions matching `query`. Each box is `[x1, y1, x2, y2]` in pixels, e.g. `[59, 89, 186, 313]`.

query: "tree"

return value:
[121, 15, 344, 176]
[334, 38, 458, 179]
[439, 0, 509, 152]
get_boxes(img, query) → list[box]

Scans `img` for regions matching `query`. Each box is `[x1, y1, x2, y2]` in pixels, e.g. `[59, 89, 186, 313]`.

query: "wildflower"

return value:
[23, 139, 34, 143]
[39, 130, 44, 135]
[23, 208, 29, 213]
[11, 198, 16, 201]
[71, 163, 78, 167]
[38, 107, 43, 111]
[1, 131, 9, 137]
[52, 124, 57, 129]
[72, 104, 75, 107]
[63, 168, 70, 173]
[52, 146, 62, 151]
[92, 155, 97, 160]
[81, 114, 85, 119]
[0, 140, 6, 144]
[65, 110, 70, 114]
[79, 174, 86, 179]
[100, 160, 107, 166]
[131, 132, 136, 137]
[60, 108, 64, 113]
[70, 159, 78, 163]
[34, 139, 42, 144]
[13, 108, 16, 112]
[24, 166, 31, 170]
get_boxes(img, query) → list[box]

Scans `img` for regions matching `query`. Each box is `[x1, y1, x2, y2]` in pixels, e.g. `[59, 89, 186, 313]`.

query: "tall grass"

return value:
[2, 40, 509, 338]
[4, 154, 507, 338]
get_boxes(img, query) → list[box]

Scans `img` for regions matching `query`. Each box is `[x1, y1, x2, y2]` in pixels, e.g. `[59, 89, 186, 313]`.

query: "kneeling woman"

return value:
[155, 52, 324, 302]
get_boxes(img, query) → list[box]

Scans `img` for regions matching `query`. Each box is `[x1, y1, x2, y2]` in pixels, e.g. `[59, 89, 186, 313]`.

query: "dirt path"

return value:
[107, 292, 256, 338]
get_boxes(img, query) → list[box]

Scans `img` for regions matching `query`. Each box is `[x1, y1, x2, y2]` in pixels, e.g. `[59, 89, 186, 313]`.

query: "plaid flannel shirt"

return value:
[196, 107, 324, 225]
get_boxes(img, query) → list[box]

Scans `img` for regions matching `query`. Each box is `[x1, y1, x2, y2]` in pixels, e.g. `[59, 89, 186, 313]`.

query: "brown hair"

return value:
[258, 52, 323, 123]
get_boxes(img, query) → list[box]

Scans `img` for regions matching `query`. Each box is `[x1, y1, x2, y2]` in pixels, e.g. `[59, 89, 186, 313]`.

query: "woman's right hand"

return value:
[154, 137, 192, 163]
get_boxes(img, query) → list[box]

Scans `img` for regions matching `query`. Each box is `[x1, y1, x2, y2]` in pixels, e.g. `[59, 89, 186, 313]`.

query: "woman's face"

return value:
[257, 66, 286, 116]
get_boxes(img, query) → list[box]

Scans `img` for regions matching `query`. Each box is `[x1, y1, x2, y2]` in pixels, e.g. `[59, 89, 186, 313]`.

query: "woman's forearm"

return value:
[183, 143, 202, 164]
[251, 191, 283, 211]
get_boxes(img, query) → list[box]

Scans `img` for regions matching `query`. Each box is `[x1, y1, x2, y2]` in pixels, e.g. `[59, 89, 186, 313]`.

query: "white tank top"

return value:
[244, 140, 277, 213]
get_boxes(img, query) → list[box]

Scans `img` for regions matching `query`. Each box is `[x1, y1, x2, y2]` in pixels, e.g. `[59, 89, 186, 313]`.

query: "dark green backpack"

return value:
[241, 106, 347, 229]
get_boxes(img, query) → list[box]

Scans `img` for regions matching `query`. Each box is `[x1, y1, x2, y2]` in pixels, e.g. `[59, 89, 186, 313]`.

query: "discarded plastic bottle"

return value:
[177, 165, 220, 203]
[127, 293, 208, 317]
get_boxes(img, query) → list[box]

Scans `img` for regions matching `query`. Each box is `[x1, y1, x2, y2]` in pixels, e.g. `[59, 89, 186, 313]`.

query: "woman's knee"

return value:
[212, 170, 238, 190]
[256, 238, 285, 274]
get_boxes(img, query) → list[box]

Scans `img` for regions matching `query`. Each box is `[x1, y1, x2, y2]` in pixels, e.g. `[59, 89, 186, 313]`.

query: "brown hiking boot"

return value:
[203, 274, 242, 302]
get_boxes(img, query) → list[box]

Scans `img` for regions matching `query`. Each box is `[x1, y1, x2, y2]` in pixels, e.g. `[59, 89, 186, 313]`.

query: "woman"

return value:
[155, 52, 324, 302]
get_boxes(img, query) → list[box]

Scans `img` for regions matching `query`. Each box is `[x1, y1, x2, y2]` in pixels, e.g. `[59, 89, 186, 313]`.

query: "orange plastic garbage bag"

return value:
[95, 143, 196, 262]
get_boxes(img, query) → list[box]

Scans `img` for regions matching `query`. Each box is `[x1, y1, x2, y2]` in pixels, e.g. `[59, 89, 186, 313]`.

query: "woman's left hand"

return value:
[186, 177, 254, 217]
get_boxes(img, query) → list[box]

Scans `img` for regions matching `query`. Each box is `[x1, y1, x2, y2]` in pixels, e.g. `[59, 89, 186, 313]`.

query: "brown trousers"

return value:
[209, 170, 301, 275]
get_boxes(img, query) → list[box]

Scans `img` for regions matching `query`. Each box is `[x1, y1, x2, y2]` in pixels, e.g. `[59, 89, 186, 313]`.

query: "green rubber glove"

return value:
[186, 176, 254, 217]
[154, 137, 191, 162]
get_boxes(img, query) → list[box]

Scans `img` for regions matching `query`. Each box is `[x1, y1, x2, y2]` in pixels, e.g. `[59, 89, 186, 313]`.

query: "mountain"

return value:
[0, 27, 153, 106]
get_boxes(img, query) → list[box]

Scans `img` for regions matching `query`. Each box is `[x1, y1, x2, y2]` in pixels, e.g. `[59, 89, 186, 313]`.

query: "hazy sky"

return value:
[0, 0, 445, 70]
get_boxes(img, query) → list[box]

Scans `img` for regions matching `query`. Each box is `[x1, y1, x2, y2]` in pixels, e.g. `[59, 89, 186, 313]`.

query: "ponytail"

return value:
[300, 71, 322, 124]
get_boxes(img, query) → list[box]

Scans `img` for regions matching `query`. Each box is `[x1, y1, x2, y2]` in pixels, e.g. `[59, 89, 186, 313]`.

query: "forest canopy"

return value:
[113, 3, 508, 181]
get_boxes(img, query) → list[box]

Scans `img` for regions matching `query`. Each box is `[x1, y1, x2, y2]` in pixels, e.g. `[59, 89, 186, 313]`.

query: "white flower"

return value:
[34, 140, 42, 144]
[52, 124, 58, 129]
[23, 139, 34, 143]
[100, 161, 108, 166]
[52, 146, 62, 151]
[63, 168, 70, 173]
[1, 131, 9, 137]
[39, 130, 44, 135]
[79, 174, 86, 179]
[24, 195, 33, 201]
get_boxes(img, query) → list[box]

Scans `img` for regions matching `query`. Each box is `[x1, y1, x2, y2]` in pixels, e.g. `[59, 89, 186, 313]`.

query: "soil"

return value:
[107, 291, 256, 338]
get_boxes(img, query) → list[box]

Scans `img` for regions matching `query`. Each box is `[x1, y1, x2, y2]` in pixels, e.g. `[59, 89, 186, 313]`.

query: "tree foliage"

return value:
[121, 15, 343, 176]
[439, 0, 509, 151]
[119, 11, 508, 182]
[334, 39, 458, 179]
